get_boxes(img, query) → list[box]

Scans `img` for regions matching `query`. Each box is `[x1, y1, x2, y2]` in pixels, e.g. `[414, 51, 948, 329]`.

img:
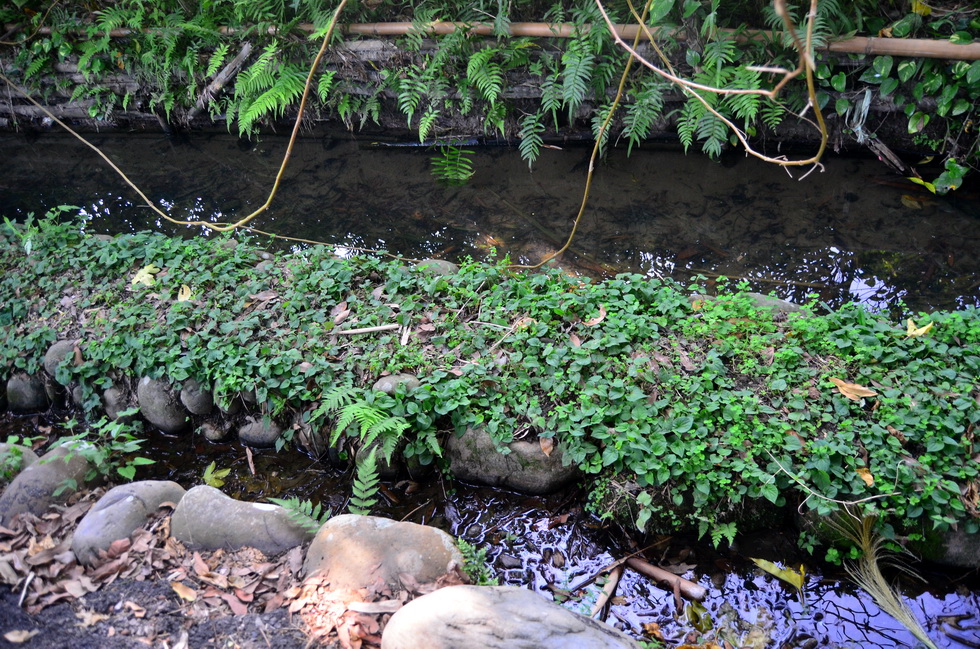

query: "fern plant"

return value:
[431, 145, 475, 185]
[348, 447, 380, 516]
[310, 385, 411, 465]
[268, 496, 331, 534]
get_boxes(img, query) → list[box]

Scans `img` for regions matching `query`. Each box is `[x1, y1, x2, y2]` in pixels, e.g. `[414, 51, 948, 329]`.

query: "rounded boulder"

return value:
[137, 376, 190, 433]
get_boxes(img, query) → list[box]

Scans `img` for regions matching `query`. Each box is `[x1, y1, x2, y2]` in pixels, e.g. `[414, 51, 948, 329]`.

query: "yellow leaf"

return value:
[131, 264, 161, 286]
[171, 581, 198, 602]
[829, 377, 878, 401]
[177, 284, 193, 302]
[878, 26, 893, 38]
[906, 176, 936, 194]
[750, 558, 805, 590]
[911, 0, 931, 16]
[906, 318, 934, 338]
[856, 467, 875, 487]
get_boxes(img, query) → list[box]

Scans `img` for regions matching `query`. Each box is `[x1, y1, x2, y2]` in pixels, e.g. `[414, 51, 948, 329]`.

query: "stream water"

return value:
[2, 128, 979, 647]
[1, 129, 978, 312]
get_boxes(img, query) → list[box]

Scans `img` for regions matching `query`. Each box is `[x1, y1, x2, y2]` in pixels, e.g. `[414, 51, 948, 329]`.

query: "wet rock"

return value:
[43, 340, 76, 381]
[170, 485, 313, 555]
[744, 292, 806, 315]
[914, 527, 980, 569]
[373, 373, 421, 395]
[0, 443, 40, 483]
[137, 376, 190, 433]
[238, 417, 283, 448]
[6, 372, 49, 413]
[415, 259, 459, 276]
[380, 585, 642, 649]
[447, 428, 580, 495]
[72, 480, 186, 565]
[0, 444, 95, 525]
[200, 420, 231, 442]
[179, 378, 214, 416]
[496, 554, 522, 570]
[304, 515, 463, 591]
[214, 384, 244, 415]
[102, 385, 133, 422]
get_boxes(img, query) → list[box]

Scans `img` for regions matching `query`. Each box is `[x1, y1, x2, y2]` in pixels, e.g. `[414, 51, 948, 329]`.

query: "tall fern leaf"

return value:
[348, 447, 379, 515]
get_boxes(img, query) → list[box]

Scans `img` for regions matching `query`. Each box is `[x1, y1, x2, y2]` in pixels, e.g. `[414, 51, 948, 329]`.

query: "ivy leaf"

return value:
[907, 177, 936, 194]
[906, 318, 934, 338]
[829, 377, 878, 401]
[131, 264, 161, 286]
[750, 558, 805, 590]
[910, 0, 931, 15]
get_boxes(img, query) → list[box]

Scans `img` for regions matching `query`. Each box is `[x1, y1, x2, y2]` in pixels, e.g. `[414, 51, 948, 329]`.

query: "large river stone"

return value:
[137, 376, 190, 433]
[381, 585, 642, 649]
[170, 485, 313, 555]
[447, 427, 579, 495]
[0, 444, 94, 525]
[72, 480, 186, 565]
[303, 515, 462, 591]
[6, 372, 48, 413]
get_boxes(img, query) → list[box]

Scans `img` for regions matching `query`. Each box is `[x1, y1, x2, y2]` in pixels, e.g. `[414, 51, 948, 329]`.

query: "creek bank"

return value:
[1, 220, 979, 569]
[0, 467, 643, 649]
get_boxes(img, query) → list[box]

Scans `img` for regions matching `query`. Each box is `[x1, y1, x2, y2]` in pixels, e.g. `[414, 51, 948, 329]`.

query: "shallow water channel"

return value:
[2, 129, 979, 646]
[1, 129, 979, 312]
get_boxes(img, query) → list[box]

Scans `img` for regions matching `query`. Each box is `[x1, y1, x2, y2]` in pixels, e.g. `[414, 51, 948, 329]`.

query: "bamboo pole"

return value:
[5, 21, 980, 60]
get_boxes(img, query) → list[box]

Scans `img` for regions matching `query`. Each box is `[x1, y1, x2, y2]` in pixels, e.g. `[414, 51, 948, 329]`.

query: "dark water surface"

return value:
[1, 129, 978, 312]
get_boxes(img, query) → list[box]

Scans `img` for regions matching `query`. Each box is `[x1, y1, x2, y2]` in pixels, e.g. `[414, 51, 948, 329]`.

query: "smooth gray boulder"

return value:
[0, 444, 94, 525]
[170, 485, 313, 555]
[179, 378, 214, 416]
[415, 259, 459, 276]
[744, 292, 806, 315]
[914, 527, 980, 569]
[238, 417, 283, 447]
[381, 585, 642, 649]
[0, 443, 41, 482]
[6, 372, 48, 413]
[304, 515, 462, 591]
[43, 340, 76, 380]
[102, 385, 132, 421]
[373, 373, 421, 395]
[71, 480, 186, 565]
[137, 376, 190, 433]
[447, 428, 579, 495]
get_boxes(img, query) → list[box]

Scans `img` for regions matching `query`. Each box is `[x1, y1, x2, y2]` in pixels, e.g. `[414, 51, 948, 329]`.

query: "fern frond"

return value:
[317, 70, 336, 103]
[518, 111, 545, 168]
[348, 447, 379, 515]
[623, 79, 665, 154]
[561, 39, 594, 118]
[268, 496, 330, 534]
[206, 44, 230, 77]
[432, 146, 475, 185]
[467, 47, 504, 104]
[418, 106, 440, 142]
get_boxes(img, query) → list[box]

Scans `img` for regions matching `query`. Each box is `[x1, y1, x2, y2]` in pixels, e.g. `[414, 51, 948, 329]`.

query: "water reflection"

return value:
[1, 130, 978, 312]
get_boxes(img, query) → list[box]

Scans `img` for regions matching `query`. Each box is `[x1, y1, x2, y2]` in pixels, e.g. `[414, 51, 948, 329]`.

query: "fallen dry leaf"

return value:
[76, 609, 110, 627]
[829, 377, 878, 401]
[584, 304, 607, 326]
[539, 437, 554, 457]
[177, 284, 193, 302]
[856, 467, 875, 487]
[171, 581, 198, 602]
[569, 333, 581, 347]
[4, 630, 39, 643]
[906, 318, 934, 338]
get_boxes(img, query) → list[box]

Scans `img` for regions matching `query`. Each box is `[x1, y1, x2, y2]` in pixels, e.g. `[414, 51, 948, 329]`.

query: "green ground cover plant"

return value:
[1, 211, 978, 553]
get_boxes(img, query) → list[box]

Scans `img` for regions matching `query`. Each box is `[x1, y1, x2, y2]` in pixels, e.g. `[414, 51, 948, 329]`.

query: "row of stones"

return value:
[4, 337, 580, 494]
[0, 441, 640, 649]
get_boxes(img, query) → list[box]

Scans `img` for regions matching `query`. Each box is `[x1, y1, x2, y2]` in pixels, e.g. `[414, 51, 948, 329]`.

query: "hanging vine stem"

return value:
[511, 0, 826, 270]
[0, 0, 350, 235]
[600, 0, 828, 168]
[509, 0, 653, 271]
